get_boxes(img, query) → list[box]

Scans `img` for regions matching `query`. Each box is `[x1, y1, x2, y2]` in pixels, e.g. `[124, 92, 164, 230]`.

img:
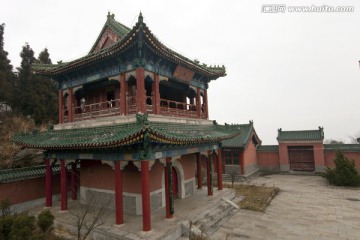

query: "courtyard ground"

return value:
[213, 174, 360, 240]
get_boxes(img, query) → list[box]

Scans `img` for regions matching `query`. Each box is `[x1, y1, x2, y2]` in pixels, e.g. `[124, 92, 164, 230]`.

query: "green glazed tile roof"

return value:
[257, 145, 279, 152]
[13, 114, 240, 150]
[32, 13, 226, 79]
[221, 121, 258, 148]
[89, 13, 130, 53]
[324, 144, 360, 152]
[0, 164, 75, 183]
[277, 127, 324, 142]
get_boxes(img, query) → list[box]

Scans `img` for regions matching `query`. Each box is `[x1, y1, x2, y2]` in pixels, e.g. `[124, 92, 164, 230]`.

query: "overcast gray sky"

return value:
[1, 0, 360, 144]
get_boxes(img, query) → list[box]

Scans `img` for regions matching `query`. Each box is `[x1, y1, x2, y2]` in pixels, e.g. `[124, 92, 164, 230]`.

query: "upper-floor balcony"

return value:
[59, 74, 209, 124]
[59, 69, 208, 124]
[62, 96, 206, 123]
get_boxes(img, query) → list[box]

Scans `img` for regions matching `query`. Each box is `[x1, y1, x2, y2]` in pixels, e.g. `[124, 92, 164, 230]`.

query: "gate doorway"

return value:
[288, 146, 315, 171]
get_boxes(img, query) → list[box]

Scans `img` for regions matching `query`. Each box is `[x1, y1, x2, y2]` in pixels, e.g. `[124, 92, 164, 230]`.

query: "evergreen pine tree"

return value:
[323, 150, 360, 186]
[14, 44, 58, 125]
[0, 23, 15, 109]
[13, 43, 36, 117]
[38, 48, 52, 64]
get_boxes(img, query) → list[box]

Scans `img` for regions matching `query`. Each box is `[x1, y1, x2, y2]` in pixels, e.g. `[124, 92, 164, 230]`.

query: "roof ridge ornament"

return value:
[107, 12, 115, 20]
[138, 11, 143, 23]
[136, 113, 148, 125]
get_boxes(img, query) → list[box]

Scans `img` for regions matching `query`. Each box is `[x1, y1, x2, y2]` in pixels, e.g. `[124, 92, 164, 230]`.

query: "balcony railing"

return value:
[72, 99, 120, 121]
[62, 97, 204, 123]
[160, 98, 199, 118]
[127, 96, 154, 114]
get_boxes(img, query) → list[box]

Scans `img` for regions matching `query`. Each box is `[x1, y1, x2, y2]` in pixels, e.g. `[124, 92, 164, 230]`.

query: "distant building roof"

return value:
[221, 121, 261, 148]
[324, 144, 360, 152]
[257, 145, 279, 152]
[0, 164, 77, 183]
[277, 127, 324, 142]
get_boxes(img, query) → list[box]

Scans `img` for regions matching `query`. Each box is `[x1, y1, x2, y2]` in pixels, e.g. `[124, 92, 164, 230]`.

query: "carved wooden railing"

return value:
[160, 98, 198, 118]
[62, 97, 204, 123]
[72, 99, 120, 121]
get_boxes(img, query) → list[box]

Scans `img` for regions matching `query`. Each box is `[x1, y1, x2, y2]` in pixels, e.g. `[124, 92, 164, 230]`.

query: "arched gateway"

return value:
[13, 12, 242, 232]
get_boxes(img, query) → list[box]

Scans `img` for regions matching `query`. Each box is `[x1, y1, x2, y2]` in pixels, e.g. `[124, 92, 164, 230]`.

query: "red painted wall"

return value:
[278, 143, 289, 168]
[0, 175, 62, 205]
[80, 160, 164, 195]
[324, 151, 360, 170]
[257, 151, 280, 169]
[81, 160, 114, 190]
[149, 161, 163, 191]
[179, 154, 196, 180]
[243, 141, 257, 173]
[313, 143, 325, 169]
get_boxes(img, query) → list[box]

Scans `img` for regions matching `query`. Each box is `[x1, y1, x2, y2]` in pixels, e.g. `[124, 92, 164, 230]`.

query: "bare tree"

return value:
[228, 169, 240, 188]
[324, 138, 344, 144]
[348, 135, 360, 144]
[69, 190, 111, 240]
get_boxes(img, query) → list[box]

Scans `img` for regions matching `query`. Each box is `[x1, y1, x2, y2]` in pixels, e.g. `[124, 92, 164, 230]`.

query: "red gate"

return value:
[288, 146, 315, 171]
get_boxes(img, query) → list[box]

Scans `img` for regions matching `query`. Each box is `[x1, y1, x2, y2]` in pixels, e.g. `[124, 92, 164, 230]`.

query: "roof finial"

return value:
[107, 12, 115, 19]
[138, 11, 143, 23]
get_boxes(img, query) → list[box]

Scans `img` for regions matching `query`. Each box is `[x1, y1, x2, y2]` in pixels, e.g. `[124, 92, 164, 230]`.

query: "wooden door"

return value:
[288, 146, 315, 171]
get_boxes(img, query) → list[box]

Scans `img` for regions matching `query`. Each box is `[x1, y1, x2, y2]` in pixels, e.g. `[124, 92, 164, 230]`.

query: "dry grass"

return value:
[225, 182, 280, 212]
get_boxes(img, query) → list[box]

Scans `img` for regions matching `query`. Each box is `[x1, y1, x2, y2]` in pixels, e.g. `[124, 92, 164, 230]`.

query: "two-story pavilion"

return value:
[14, 13, 241, 232]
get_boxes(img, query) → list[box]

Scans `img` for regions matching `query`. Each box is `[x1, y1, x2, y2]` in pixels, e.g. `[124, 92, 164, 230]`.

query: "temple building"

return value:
[13, 13, 242, 231]
[221, 121, 261, 176]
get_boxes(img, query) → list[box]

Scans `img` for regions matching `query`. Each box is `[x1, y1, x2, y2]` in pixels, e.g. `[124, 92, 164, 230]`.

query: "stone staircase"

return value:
[222, 173, 245, 183]
[181, 190, 240, 238]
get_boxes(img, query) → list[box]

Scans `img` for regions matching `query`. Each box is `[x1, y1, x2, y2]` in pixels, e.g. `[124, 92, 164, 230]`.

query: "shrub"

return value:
[0, 199, 11, 217]
[37, 210, 54, 233]
[9, 214, 35, 240]
[30, 232, 45, 240]
[0, 215, 14, 240]
[323, 151, 360, 187]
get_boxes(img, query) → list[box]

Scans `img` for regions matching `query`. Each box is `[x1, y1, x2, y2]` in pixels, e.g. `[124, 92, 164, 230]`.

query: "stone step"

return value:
[190, 197, 239, 237]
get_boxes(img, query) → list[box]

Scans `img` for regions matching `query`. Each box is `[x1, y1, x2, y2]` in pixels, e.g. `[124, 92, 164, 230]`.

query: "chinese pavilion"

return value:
[13, 12, 241, 231]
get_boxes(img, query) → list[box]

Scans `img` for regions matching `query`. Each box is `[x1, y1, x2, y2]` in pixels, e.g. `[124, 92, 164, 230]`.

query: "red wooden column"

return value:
[164, 157, 173, 219]
[196, 87, 201, 118]
[71, 162, 77, 200]
[204, 89, 209, 119]
[196, 153, 202, 189]
[141, 160, 151, 231]
[45, 159, 52, 207]
[60, 159, 67, 211]
[68, 88, 74, 122]
[114, 161, 124, 225]
[207, 151, 213, 196]
[217, 149, 223, 190]
[120, 73, 127, 115]
[136, 68, 146, 113]
[58, 90, 63, 124]
[153, 73, 160, 114]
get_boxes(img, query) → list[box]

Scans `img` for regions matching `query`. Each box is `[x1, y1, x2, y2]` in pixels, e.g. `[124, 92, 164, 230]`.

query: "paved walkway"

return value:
[213, 174, 360, 240]
[29, 187, 235, 239]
